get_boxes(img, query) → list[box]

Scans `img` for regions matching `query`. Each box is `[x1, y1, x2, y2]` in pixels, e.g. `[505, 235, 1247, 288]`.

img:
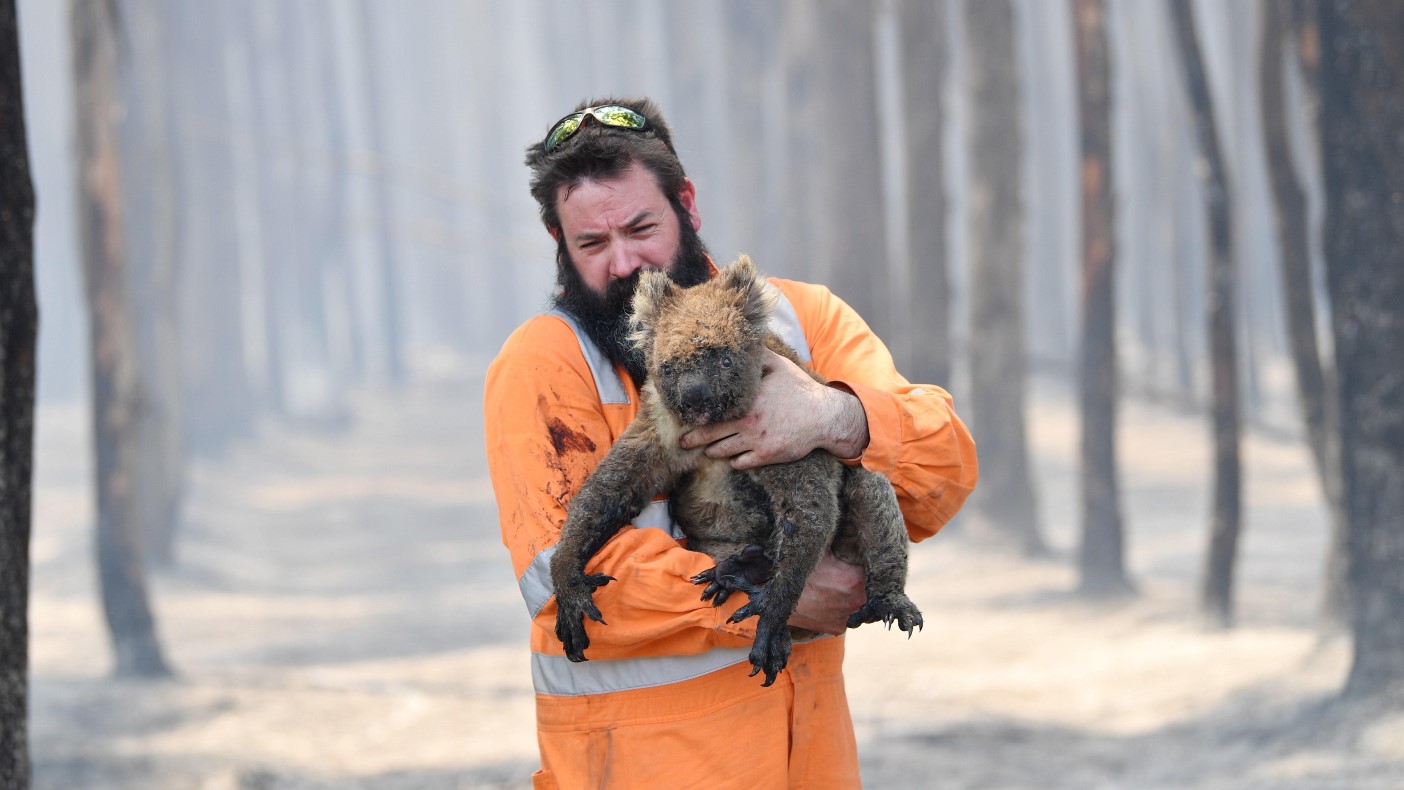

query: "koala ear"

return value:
[628, 269, 676, 351]
[723, 255, 777, 330]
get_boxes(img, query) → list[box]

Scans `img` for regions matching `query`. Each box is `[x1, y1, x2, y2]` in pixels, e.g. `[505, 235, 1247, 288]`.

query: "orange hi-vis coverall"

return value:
[485, 275, 978, 789]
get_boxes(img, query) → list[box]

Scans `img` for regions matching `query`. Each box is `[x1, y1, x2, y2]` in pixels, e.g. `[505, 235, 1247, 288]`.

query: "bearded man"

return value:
[484, 97, 978, 788]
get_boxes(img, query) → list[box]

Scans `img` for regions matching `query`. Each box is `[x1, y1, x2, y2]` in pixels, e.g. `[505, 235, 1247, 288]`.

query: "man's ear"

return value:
[628, 269, 676, 352]
[723, 255, 776, 329]
[547, 225, 562, 244]
[677, 178, 702, 232]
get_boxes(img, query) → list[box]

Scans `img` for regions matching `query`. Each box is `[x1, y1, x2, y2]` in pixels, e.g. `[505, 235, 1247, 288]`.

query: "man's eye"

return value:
[632, 224, 656, 235]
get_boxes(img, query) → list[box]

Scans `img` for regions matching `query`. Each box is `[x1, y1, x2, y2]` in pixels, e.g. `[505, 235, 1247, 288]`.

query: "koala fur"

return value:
[549, 255, 922, 686]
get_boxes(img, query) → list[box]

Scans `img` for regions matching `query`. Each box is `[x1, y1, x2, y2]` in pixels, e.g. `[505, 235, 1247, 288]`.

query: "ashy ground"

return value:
[27, 375, 1404, 789]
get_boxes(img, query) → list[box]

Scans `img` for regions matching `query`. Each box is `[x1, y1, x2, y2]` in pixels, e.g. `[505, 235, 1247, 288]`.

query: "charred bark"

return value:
[1319, 0, 1404, 700]
[1258, 0, 1348, 628]
[963, 0, 1044, 555]
[0, 0, 36, 781]
[898, 0, 952, 386]
[1169, 0, 1242, 629]
[1073, 0, 1132, 597]
[355, 0, 406, 387]
[72, 0, 171, 678]
[814, 0, 891, 340]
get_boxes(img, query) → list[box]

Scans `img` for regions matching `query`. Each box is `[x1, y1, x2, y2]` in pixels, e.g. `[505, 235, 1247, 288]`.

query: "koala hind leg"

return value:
[731, 460, 842, 685]
[834, 468, 924, 635]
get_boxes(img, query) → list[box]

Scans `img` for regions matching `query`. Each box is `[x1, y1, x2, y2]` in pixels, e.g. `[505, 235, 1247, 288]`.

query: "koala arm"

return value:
[770, 278, 980, 541]
[485, 317, 758, 660]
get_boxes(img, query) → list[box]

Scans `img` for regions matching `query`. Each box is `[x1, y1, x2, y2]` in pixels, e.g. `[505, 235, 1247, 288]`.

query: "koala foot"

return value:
[846, 592, 924, 636]
[747, 617, 793, 687]
[553, 572, 615, 662]
[692, 544, 774, 607]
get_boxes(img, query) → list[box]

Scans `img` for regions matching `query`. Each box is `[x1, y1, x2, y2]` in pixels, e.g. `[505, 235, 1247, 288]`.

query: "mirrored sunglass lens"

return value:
[545, 115, 583, 151]
[592, 106, 645, 129]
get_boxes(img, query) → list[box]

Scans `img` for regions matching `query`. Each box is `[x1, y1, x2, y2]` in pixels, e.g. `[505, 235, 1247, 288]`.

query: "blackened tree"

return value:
[1319, 0, 1404, 699]
[0, 0, 36, 781]
[964, 0, 1045, 555]
[1169, 0, 1243, 628]
[72, 0, 171, 678]
[898, 0, 953, 386]
[1073, 0, 1132, 597]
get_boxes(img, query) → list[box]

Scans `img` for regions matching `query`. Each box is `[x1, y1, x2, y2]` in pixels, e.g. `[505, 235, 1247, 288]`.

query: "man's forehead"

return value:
[557, 167, 671, 231]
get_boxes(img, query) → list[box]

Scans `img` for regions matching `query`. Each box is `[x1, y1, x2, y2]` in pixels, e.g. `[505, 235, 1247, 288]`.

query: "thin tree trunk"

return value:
[781, 0, 822, 280]
[0, 0, 37, 781]
[898, 0, 952, 386]
[814, 0, 890, 340]
[71, 0, 171, 678]
[724, 0, 783, 276]
[1074, 0, 1131, 597]
[1258, 0, 1348, 628]
[355, 0, 406, 387]
[963, 0, 1044, 555]
[127, 0, 185, 568]
[1319, 0, 1404, 700]
[1169, 0, 1242, 629]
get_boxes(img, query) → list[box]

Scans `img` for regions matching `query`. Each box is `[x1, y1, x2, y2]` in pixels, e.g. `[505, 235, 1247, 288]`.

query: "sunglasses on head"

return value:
[542, 105, 648, 153]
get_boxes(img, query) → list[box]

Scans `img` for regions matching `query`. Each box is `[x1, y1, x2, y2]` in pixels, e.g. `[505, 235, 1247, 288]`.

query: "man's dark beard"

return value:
[552, 209, 711, 387]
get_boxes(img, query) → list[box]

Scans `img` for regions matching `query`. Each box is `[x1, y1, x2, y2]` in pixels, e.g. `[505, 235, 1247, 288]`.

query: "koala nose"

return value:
[680, 381, 711, 412]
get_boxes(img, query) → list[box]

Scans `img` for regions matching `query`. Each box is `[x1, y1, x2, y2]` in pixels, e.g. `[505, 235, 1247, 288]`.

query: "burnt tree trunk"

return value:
[964, 0, 1044, 555]
[126, 0, 186, 567]
[1169, 0, 1243, 629]
[71, 0, 171, 678]
[1258, 0, 1348, 628]
[1074, 0, 1132, 597]
[0, 0, 36, 782]
[356, 0, 406, 387]
[898, 0, 952, 386]
[781, 0, 822, 280]
[724, 0, 783, 276]
[1319, 0, 1404, 700]
[815, 0, 891, 339]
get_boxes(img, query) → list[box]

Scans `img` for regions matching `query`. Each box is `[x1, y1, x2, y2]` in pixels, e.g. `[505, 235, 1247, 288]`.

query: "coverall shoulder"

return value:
[484, 275, 978, 789]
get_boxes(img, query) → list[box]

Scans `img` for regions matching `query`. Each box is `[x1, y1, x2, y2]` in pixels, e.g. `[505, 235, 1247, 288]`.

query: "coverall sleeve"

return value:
[774, 279, 979, 541]
[485, 316, 754, 659]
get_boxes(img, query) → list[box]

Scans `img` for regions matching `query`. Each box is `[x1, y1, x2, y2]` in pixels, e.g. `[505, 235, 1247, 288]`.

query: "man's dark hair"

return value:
[524, 97, 688, 237]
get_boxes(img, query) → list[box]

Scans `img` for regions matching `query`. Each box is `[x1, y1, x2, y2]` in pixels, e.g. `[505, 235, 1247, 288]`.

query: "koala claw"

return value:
[696, 544, 773, 607]
[727, 588, 769, 624]
[554, 573, 617, 662]
[747, 620, 793, 686]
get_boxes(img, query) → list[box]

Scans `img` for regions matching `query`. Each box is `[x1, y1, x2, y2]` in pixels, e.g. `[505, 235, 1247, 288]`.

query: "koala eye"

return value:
[659, 361, 675, 377]
[719, 354, 733, 369]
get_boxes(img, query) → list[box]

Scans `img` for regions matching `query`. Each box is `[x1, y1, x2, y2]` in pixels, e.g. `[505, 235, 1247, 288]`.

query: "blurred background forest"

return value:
[2, 0, 1402, 788]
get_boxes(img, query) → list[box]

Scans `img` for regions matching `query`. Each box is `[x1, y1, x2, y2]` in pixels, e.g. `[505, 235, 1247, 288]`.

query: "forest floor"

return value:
[27, 373, 1404, 789]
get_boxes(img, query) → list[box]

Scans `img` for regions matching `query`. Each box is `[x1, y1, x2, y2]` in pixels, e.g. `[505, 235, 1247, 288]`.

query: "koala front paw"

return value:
[692, 544, 774, 607]
[553, 572, 615, 662]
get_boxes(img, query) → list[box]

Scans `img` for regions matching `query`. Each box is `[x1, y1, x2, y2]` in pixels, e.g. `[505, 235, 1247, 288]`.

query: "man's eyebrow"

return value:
[572, 211, 657, 243]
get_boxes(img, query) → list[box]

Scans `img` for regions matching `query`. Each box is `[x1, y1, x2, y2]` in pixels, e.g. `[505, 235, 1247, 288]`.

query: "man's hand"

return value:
[678, 349, 869, 469]
[787, 554, 866, 635]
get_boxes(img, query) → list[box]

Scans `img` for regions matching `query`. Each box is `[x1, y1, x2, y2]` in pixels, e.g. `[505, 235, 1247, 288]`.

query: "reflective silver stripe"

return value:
[518, 500, 679, 618]
[547, 308, 630, 404]
[532, 646, 753, 696]
[767, 287, 811, 363]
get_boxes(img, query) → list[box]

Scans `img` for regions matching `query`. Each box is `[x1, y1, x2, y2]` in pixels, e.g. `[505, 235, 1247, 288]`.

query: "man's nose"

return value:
[607, 242, 643, 280]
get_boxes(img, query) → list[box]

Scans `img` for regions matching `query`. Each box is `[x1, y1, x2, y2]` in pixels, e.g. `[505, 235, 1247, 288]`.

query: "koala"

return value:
[549, 255, 922, 686]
